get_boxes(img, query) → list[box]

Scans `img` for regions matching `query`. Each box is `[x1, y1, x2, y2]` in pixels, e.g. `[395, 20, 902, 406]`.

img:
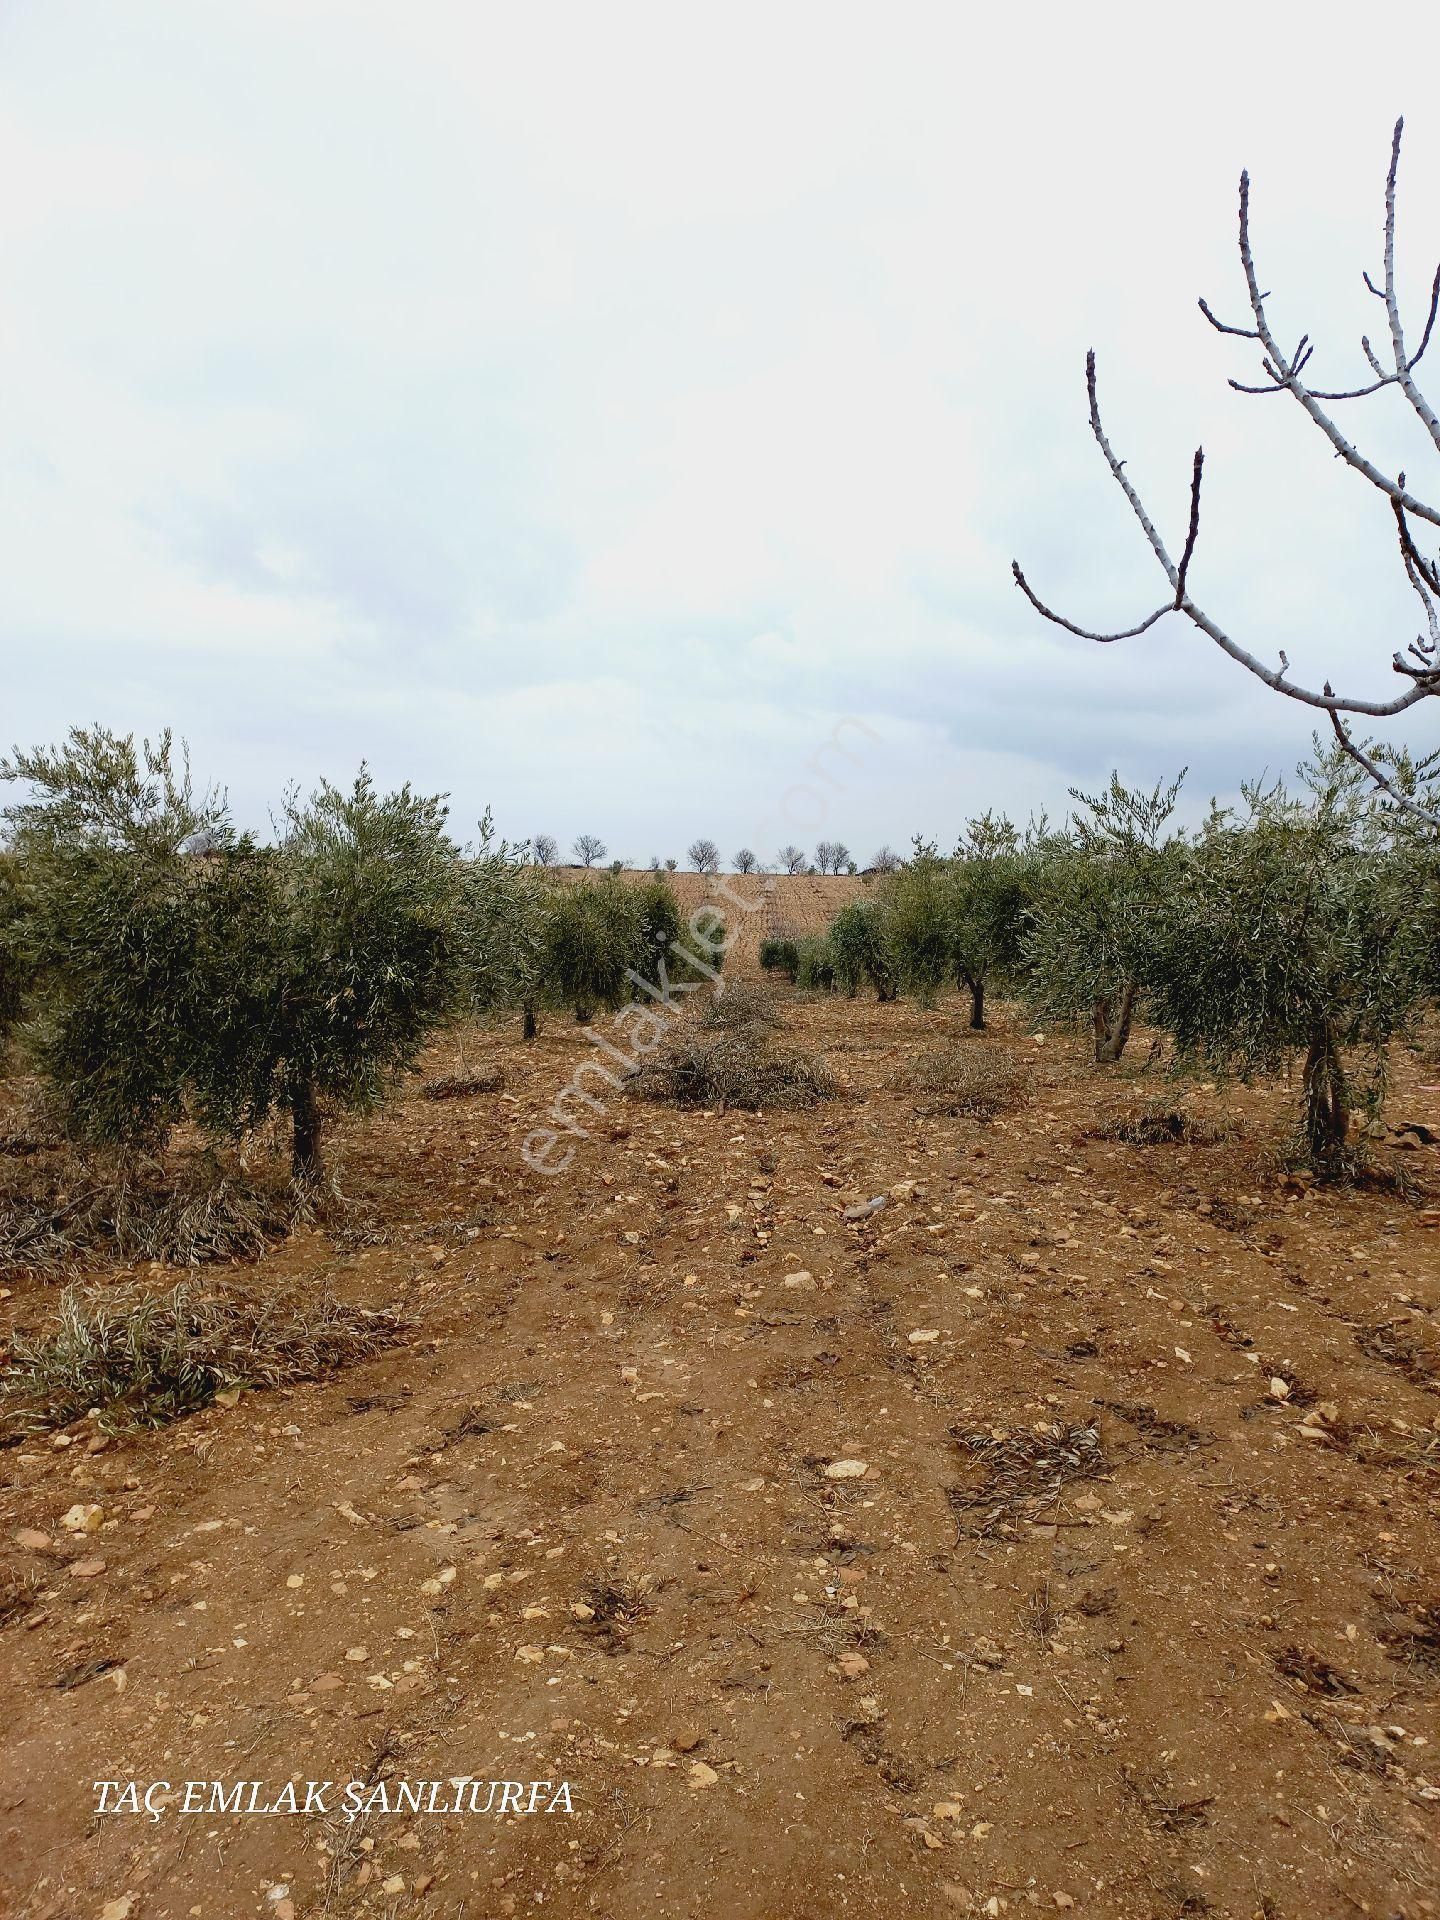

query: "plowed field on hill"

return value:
[559, 868, 867, 973]
[665, 871, 866, 970]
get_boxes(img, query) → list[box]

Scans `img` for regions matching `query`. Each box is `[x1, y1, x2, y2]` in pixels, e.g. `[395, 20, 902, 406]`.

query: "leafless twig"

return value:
[1015, 118, 1440, 828]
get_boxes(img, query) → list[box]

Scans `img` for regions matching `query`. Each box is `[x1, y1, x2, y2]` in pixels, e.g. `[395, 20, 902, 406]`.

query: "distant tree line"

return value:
[526, 837, 903, 875]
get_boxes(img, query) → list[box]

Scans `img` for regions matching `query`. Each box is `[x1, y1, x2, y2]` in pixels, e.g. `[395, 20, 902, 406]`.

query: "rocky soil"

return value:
[2, 988, 1438, 1919]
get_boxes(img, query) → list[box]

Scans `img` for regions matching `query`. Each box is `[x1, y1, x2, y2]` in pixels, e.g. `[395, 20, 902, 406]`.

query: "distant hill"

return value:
[555, 868, 869, 975]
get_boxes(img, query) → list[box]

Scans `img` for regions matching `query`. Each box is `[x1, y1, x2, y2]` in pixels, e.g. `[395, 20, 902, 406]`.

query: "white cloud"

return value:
[1, 0, 1437, 848]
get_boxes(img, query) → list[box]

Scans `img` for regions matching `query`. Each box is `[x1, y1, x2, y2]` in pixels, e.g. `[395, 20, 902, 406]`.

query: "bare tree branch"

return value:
[1081, 350, 1185, 587]
[1225, 129, 1440, 525]
[1010, 563, 1171, 643]
[1410, 264, 1440, 371]
[1012, 118, 1440, 815]
[1174, 448, 1203, 608]
[1021, 355, 1431, 716]
[1197, 297, 1258, 340]
[1327, 705, 1440, 830]
[1377, 118, 1440, 455]
[1392, 496, 1440, 671]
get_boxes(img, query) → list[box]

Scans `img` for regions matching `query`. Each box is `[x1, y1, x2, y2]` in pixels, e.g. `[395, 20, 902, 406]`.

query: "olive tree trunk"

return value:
[291, 1077, 324, 1187]
[1093, 982, 1137, 1064]
[961, 970, 985, 1030]
[1302, 1020, 1350, 1175]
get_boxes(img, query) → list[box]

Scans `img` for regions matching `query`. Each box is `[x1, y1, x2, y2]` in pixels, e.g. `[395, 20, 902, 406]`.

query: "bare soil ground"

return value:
[2, 983, 1439, 1920]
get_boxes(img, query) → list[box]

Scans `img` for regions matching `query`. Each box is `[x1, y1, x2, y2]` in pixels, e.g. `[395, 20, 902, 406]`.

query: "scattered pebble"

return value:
[824, 1459, 869, 1480]
[844, 1196, 887, 1221]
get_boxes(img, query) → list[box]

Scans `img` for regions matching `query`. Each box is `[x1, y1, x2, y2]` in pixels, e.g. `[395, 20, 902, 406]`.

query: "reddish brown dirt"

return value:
[2, 989, 1439, 1920]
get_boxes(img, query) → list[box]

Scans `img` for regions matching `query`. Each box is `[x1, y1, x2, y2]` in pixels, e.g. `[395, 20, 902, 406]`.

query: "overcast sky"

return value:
[3, 2, 1438, 862]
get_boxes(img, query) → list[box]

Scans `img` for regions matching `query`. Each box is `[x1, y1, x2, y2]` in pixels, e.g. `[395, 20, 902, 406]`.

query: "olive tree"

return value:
[882, 851, 953, 1006]
[543, 874, 640, 1022]
[193, 770, 461, 1187]
[0, 858, 32, 1056]
[631, 874, 681, 979]
[947, 813, 1030, 1030]
[827, 898, 898, 1000]
[759, 937, 800, 980]
[794, 934, 837, 991]
[0, 728, 230, 1157]
[1147, 758, 1419, 1175]
[1386, 764, 1440, 1000]
[1024, 774, 1185, 1062]
[2, 734, 462, 1189]
[457, 815, 555, 1039]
